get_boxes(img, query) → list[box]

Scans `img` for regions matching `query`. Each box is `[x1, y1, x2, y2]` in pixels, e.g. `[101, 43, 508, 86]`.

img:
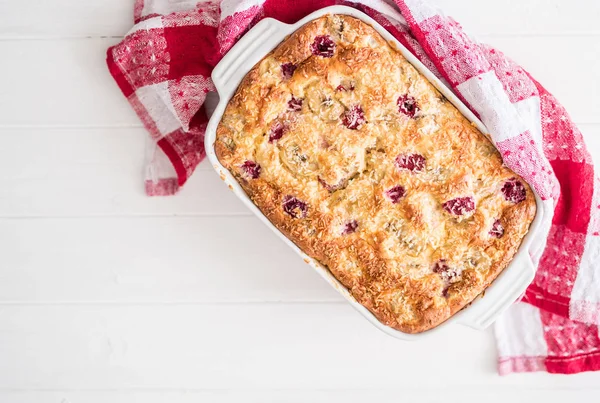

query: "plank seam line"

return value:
[2, 33, 600, 41]
[0, 122, 598, 129]
[0, 301, 346, 306]
[0, 213, 256, 219]
[1, 387, 600, 392]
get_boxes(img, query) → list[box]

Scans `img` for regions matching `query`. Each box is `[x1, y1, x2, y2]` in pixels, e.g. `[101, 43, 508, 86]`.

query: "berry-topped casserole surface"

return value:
[215, 14, 536, 333]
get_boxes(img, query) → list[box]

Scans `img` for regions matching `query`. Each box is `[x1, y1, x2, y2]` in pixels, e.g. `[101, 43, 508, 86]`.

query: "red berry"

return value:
[433, 260, 450, 274]
[318, 177, 347, 193]
[318, 177, 335, 192]
[288, 96, 303, 111]
[268, 122, 286, 142]
[342, 105, 366, 130]
[336, 83, 354, 92]
[395, 153, 426, 172]
[311, 35, 336, 58]
[241, 160, 261, 179]
[282, 196, 307, 219]
[385, 185, 406, 204]
[433, 260, 459, 280]
[501, 178, 526, 204]
[433, 260, 459, 297]
[281, 63, 296, 79]
[343, 220, 358, 235]
[443, 197, 476, 216]
[489, 219, 505, 238]
[397, 94, 420, 118]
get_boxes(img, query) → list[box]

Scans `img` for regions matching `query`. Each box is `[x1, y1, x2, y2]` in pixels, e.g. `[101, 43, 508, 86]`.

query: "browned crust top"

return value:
[215, 15, 536, 333]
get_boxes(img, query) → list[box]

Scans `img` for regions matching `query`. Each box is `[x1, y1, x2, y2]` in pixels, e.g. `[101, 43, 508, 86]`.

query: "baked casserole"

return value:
[215, 14, 536, 333]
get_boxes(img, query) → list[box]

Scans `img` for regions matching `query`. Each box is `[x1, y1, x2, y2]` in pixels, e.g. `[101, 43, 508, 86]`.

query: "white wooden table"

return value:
[1, 1, 600, 402]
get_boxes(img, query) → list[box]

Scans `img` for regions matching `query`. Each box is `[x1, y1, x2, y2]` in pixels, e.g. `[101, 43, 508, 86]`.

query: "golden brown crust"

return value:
[215, 15, 537, 333]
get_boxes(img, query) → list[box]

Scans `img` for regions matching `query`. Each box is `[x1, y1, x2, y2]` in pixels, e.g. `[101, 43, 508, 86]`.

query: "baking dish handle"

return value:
[455, 255, 536, 331]
[212, 18, 292, 99]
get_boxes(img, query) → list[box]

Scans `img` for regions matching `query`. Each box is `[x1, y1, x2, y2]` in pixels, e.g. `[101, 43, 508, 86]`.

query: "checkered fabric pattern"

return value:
[107, 0, 600, 374]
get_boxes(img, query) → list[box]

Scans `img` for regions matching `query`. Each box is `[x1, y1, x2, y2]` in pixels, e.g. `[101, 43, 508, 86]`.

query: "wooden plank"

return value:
[0, 128, 249, 217]
[0, 0, 133, 38]
[436, 0, 600, 36]
[0, 39, 137, 127]
[0, 305, 599, 389]
[0, 124, 598, 218]
[0, 216, 340, 302]
[2, 389, 600, 403]
[0, 37, 597, 128]
[0, 0, 599, 37]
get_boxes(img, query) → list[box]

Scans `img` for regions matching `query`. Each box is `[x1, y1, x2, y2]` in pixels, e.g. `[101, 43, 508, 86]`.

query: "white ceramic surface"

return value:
[205, 5, 544, 340]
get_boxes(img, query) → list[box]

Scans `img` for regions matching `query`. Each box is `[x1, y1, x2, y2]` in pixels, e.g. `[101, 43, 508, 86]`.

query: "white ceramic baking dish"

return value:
[205, 5, 543, 340]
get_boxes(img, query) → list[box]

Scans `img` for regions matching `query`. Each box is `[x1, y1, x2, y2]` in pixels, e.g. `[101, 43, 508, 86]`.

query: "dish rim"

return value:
[205, 5, 543, 340]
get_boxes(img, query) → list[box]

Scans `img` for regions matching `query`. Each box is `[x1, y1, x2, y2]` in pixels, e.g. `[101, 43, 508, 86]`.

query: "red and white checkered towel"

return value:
[107, 0, 600, 374]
